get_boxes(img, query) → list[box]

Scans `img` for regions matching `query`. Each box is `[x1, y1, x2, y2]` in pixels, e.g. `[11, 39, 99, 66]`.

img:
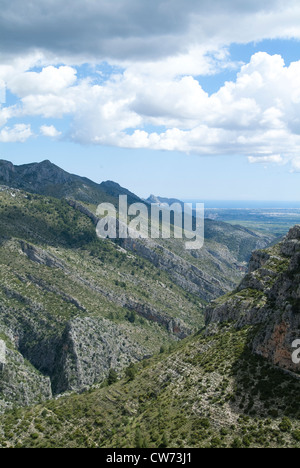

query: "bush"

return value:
[279, 417, 292, 433]
[292, 430, 300, 442]
[231, 438, 243, 448]
[108, 369, 118, 386]
[125, 363, 136, 381]
[126, 311, 136, 323]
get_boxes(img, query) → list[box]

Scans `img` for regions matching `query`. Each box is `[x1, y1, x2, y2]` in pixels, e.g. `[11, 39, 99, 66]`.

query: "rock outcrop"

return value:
[52, 316, 150, 394]
[205, 225, 300, 373]
[0, 331, 52, 413]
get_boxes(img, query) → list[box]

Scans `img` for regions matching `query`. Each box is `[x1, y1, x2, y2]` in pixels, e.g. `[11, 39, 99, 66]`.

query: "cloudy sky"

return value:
[1, 0, 300, 201]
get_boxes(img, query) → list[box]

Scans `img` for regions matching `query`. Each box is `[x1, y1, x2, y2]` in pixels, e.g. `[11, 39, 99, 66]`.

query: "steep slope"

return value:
[0, 321, 299, 448]
[67, 198, 274, 302]
[0, 186, 203, 407]
[0, 228, 299, 448]
[0, 160, 274, 294]
[206, 225, 300, 374]
[0, 332, 52, 413]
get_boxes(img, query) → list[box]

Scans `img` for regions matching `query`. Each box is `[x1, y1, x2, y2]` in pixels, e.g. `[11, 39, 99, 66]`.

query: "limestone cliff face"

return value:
[205, 225, 300, 373]
[51, 317, 151, 394]
[0, 330, 52, 413]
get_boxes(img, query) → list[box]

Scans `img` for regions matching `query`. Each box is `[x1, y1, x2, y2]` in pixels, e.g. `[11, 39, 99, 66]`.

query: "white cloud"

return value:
[0, 124, 33, 142]
[248, 155, 284, 164]
[40, 125, 61, 138]
[9, 66, 77, 98]
[0, 79, 5, 104]
[0, 0, 299, 182]
[63, 52, 300, 171]
[1, 48, 300, 171]
[291, 157, 300, 172]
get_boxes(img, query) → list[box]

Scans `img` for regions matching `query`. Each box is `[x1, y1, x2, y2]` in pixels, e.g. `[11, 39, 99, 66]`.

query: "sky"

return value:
[1, 0, 300, 201]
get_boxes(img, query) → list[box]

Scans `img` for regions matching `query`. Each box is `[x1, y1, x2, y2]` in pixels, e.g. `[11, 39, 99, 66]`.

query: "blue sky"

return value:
[1, 1, 300, 201]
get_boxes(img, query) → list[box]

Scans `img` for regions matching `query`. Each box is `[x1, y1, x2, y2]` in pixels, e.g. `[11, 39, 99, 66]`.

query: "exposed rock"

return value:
[0, 340, 6, 371]
[0, 332, 52, 413]
[206, 225, 300, 373]
[121, 237, 226, 302]
[20, 241, 65, 269]
[52, 317, 151, 394]
[124, 298, 191, 339]
[67, 199, 99, 225]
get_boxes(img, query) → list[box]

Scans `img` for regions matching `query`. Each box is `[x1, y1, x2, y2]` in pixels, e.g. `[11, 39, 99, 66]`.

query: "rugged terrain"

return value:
[0, 203, 299, 447]
[0, 186, 204, 408]
[0, 178, 271, 408]
[206, 224, 300, 374]
[1, 159, 297, 449]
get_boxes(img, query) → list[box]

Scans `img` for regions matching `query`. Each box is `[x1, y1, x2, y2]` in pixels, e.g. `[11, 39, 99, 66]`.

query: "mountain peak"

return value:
[0, 159, 145, 206]
[39, 159, 55, 167]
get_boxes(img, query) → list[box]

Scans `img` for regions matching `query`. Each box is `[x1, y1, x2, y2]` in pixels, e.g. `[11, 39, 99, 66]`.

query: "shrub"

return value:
[292, 430, 300, 442]
[108, 369, 118, 386]
[279, 417, 292, 433]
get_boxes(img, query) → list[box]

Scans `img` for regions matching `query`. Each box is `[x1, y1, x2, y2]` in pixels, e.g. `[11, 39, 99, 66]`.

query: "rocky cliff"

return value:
[205, 225, 300, 373]
[0, 329, 52, 412]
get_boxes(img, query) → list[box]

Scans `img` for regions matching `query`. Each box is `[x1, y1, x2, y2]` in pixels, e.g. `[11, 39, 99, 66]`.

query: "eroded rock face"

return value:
[121, 237, 226, 302]
[20, 241, 65, 269]
[205, 226, 300, 373]
[0, 332, 52, 413]
[52, 317, 150, 394]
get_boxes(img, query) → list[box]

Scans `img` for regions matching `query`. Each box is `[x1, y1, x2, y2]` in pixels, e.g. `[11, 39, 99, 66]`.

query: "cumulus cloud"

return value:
[9, 66, 77, 98]
[0, 80, 5, 104]
[40, 125, 62, 139]
[65, 53, 300, 170]
[291, 158, 300, 172]
[0, 124, 33, 143]
[1, 52, 300, 170]
[1, 1, 300, 172]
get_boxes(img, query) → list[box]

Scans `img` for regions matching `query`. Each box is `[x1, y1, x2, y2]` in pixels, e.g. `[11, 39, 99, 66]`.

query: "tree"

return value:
[107, 368, 118, 386]
[126, 310, 136, 323]
[125, 363, 136, 381]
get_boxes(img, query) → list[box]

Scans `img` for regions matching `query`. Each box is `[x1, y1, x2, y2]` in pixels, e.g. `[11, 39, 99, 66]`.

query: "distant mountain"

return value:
[146, 194, 184, 206]
[0, 159, 141, 206]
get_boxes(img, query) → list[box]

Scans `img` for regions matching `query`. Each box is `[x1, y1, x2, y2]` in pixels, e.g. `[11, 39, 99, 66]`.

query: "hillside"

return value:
[206, 224, 300, 374]
[0, 186, 204, 409]
[0, 227, 299, 448]
[0, 161, 276, 411]
[0, 159, 275, 297]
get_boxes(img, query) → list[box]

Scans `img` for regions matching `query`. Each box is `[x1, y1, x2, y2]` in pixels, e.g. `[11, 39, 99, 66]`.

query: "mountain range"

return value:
[0, 159, 298, 448]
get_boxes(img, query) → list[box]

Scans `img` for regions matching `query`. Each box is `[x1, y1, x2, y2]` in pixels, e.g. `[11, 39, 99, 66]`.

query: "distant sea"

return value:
[183, 200, 300, 209]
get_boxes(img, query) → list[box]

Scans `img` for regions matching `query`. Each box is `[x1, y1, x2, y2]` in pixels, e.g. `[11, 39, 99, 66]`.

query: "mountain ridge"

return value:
[0, 159, 141, 206]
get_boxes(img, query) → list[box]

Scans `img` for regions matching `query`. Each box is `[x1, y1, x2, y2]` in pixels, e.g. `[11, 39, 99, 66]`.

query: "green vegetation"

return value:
[0, 326, 299, 448]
